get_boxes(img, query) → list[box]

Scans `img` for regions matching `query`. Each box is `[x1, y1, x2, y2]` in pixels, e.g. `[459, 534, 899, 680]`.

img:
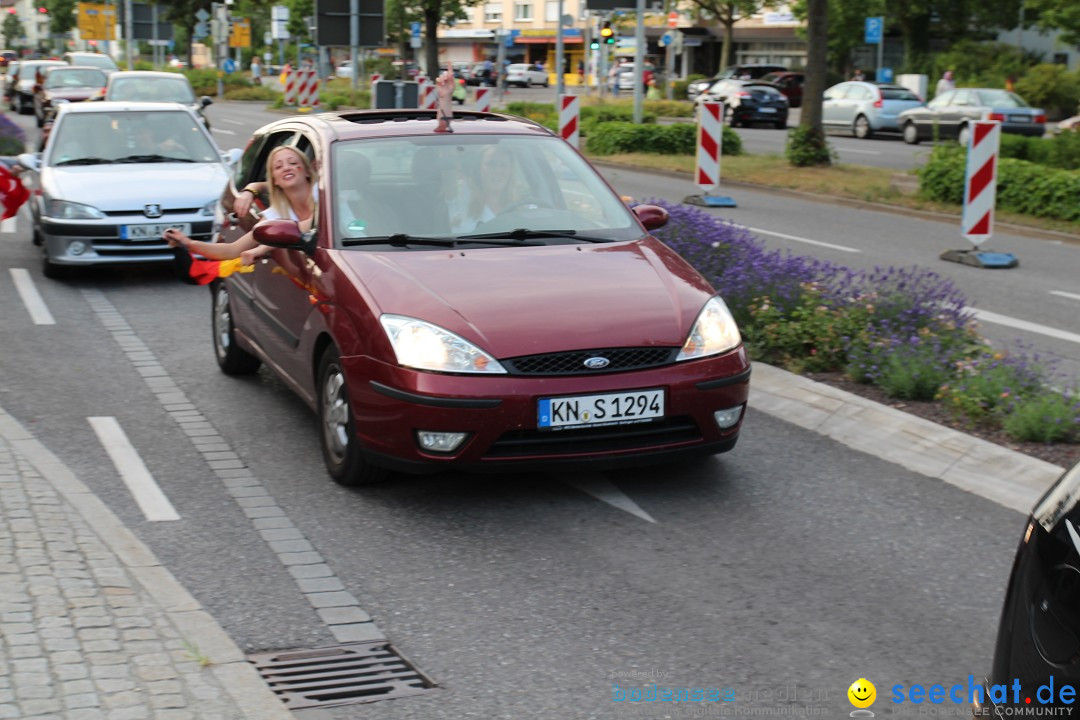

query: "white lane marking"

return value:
[1068, 519, 1080, 557]
[834, 146, 881, 155]
[88, 417, 180, 522]
[9, 268, 56, 325]
[211, 127, 237, 136]
[0, 215, 16, 233]
[1050, 290, 1080, 303]
[972, 307, 1080, 345]
[746, 226, 861, 254]
[562, 474, 656, 523]
[221, 118, 244, 125]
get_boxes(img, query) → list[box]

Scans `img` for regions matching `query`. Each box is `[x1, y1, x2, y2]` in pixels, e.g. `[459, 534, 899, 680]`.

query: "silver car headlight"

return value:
[380, 315, 506, 374]
[202, 199, 217, 216]
[44, 198, 106, 220]
[676, 297, 742, 362]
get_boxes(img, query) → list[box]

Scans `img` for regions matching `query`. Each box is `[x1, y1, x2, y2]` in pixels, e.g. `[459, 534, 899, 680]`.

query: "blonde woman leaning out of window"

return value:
[165, 146, 317, 267]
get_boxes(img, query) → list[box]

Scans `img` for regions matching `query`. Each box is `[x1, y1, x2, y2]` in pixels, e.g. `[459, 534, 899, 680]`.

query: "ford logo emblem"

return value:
[583, 356, 610, 369]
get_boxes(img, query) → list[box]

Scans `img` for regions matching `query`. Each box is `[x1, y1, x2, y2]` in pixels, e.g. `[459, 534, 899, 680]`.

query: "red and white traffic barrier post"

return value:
[940, 119, 1017, 268]
[285, 69, 320, 110]
[684, 102, 735, 208]
[475, 86, 492, 112]
[417, 76, 437, 110]
[558, 95, 580, 148]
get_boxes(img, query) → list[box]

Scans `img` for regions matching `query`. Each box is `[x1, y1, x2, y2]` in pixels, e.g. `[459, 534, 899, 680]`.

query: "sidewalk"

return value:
[0, 409, 292, 720]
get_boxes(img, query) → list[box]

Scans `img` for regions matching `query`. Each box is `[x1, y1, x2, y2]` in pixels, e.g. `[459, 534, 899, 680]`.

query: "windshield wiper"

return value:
[54, 157, 114, 166]
[113, 154, 196, 163]
[342, 233, 543, 248]
[457, 228, 615, 243]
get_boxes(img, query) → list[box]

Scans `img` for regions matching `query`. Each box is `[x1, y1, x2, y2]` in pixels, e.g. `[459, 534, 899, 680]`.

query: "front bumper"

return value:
[344, 345, 752, 473]
[37, 212, 213, 267]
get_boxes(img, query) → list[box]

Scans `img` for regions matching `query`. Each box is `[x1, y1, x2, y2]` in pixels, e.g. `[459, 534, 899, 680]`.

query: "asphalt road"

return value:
[0, 99, 1065, 719]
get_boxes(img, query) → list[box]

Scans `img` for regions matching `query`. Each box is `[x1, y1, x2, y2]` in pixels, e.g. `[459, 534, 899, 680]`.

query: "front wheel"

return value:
[903, 122, 920, 145]
[957, 124, 971, 147]
[211, 281, 261, 375]
[317, 346, 387, 487]
[853, 115, 873, 139]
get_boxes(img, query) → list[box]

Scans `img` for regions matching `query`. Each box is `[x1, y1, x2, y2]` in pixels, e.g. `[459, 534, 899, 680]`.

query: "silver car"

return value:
[898, 88, 1046, 144]
[822, 81, 924, 139]
[104, 71, 214, 128]
[505, 63, 549, 87]
[19, 102, 241, 278]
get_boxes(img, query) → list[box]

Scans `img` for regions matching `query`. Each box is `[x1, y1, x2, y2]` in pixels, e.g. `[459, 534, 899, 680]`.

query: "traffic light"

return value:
[590, 39, 599, 50]
[600, 21, 615, 45]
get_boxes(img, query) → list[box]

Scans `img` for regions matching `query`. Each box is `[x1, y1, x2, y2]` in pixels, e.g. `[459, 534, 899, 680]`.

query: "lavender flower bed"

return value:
[0, 112, 26, 155]
[651, 200, 1080, 444]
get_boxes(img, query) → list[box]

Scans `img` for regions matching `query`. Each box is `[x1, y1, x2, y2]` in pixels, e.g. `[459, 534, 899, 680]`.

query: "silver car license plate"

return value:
[537, 388, 664, 430]
[121, 222, 190, 240]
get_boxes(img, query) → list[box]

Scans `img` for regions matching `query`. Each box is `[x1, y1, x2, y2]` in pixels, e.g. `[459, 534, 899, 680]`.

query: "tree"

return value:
[792, 0, 883, 76]
[786, 0, 830, 166]
[285, 0, 313, 44]
[162, 0, 213, 68]
[1028, 0, 1080, 45]
[391, 0, 480, 79]
[2, 13, 22, 49]
[683, 0, 766, 71]
[45, 0, 76, 36]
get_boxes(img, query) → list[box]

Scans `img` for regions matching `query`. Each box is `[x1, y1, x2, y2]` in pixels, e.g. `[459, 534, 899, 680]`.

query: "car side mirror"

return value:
[17, 152, 39, 171]
[253, 218, 314, 254]
[222, 148, 242, 167]
[632, 204, 669, 231]
[200, 95, 213, 107]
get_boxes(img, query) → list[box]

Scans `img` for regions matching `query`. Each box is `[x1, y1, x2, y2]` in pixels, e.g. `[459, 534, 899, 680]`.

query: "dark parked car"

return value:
[9, 59, 64, 114]
[760, 71, 804, 108]
[210, 110, 752, 485]
[687, 63, 787, 99]
[33, 66, 107, 128]
[974, 460, 1080, 716]
[0, 50, 17, 68]
[695, 79, 789, 128]
[898, 88, 1045, 145]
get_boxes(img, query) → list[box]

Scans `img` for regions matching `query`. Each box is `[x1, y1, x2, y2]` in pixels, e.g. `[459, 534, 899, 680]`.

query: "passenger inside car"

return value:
[335, 149, 394, 238]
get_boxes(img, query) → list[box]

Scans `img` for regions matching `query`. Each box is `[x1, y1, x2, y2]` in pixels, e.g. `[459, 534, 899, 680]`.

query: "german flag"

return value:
[172, 248, 254, 286]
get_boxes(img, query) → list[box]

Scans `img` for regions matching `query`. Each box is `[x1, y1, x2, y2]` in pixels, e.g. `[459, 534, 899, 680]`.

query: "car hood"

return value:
[336, 238, 716, 358]
[43, 163, 228, 212]
[45, 88, 101, 101]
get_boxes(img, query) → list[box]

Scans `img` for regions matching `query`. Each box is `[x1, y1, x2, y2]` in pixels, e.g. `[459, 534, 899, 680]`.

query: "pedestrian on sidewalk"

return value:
[935, 70, 955, 98]
[251, 56, 263, 86]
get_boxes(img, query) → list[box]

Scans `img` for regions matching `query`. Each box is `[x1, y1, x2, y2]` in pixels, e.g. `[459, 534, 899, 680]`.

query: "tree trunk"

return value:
[424, 7, 440, 80]
[801, 0, 828, 133]
[720, 16, 733, 72]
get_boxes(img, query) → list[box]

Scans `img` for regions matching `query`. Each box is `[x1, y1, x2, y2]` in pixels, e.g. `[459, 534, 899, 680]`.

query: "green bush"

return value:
[504, 101, 557, 130]
[1014, 64, 1080, 119]
[672, 74, 706, 101]
[318, 88, 371, 110]
[1002, 392, 1080, 443]
[931, 40, 1039, 95]
[585, 121, 741, 156]
[181, 68, 252, 96]
[224, 86, 279, 101]
[786, 125, 833, 167]
[643, 99, 695, 118]
[1000, 131, 1080, 171]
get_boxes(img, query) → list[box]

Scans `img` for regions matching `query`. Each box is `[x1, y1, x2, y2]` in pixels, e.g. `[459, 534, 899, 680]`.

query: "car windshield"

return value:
[47, 110, 219, 166]
[975, 89, 1028, 108]
[20, 62, 59, 79]
[107, 77, 196, 103]
[73, 55, 117, 70]
[45, 69, 105, 88]
[330, 135, 641, 247]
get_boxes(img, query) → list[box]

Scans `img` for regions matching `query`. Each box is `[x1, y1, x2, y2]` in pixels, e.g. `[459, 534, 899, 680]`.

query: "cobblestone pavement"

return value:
[0, 430, 291, 720]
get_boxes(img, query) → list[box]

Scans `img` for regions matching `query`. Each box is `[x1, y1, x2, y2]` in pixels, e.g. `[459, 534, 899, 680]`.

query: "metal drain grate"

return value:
[248, 642, 437, 710]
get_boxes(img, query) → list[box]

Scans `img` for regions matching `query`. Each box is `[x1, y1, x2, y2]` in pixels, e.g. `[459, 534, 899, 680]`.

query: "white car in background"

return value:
[19, 102, 241, 278]
[505, 63, 549, 87]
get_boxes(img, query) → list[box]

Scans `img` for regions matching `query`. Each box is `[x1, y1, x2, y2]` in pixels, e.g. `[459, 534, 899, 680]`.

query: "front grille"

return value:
[103, 208, 202, 217]
[502, 347, 677, 376]
[485, 416, 701, 458]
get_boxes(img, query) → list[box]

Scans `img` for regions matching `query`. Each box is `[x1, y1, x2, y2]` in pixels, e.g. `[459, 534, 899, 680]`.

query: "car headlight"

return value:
[676, 296, 741, 362]
[380, 315, 506, 374]
[44, 198, 106, 220]
[202, 199, 217, 216]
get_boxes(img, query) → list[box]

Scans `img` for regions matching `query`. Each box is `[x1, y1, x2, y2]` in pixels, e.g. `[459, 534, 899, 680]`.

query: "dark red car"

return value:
[760, 71, 804, 108]
[33, 65, 107, 128]
[211, 111, 751, 485]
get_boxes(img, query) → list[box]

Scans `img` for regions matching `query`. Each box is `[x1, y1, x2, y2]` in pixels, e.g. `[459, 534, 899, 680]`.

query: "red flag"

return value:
[0, 164, 29, 221]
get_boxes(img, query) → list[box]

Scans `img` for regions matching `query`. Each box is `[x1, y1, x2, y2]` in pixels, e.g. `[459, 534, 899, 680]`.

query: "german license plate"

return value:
[537, 388, 664, 430]
[1009, 115, 1031, 123]
[121, 222, 189, 240]
[759, 107, 777, 113]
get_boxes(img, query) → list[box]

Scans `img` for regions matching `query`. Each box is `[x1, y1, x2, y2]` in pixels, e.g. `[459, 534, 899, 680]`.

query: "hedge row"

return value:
[503, 101, 656, 135]
[918, 144, 1080, 222]
[999, 131, 1080, 171]
[584, 121, 742, 157]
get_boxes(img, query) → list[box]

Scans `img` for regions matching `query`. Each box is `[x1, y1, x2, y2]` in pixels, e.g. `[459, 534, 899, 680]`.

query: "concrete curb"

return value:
[0, 406, 294, 720]
[749, 362, 1065, 513]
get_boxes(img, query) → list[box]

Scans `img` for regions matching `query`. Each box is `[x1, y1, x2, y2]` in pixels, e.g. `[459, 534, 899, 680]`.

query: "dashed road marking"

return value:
[221, 118, 245, 125]
[834, 146, 881, 155]
[562, 474, 656, 523]
[211, 127, 237, 136]
[746, 226, 861, 254]
[972, 307, 1080, 345]
[1050, 290, 1080, 303]
[9, 268, 56, 325]
[88, 416, 181, 522]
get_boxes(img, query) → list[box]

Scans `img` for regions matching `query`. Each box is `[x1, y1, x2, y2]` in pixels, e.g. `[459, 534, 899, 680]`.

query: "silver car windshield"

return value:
[47, 110, 219, 166]
[108, 77, 195, 103]
[330, 135, 640, 244]
[45, 69, 105, 88]
[975, 90, 1028, 108]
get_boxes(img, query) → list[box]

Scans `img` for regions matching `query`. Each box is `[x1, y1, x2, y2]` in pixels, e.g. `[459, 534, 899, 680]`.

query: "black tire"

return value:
[317, 346, 387, 487]
[774, 120, 787, 129]
[211, 281, 261, 375]
[525, 77, 532, 87]
[42, 252, 69, 280]
[957, 123, 971, 147]
[16, 93, 26, 114]
[853, 114, 872, 139]
[903, 122, 920, 145]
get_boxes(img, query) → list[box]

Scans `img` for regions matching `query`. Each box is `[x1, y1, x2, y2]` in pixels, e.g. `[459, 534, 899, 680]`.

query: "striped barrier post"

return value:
[475, 86, 492, 112]
[283, 70, 298, 105]
[558, 95, 580, 149]
[684, 102, 735, 207]
[370, 72, 381, 86]
[296, 70, 320, 110]
[417, 77, 436, 110]
[940, 119, 1017, 268]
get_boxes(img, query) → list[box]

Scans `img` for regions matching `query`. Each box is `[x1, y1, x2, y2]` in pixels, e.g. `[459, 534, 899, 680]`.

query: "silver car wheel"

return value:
[213, 284, 232, 362]
[957, 124, 970, 147]
[322, 366, 350, 464]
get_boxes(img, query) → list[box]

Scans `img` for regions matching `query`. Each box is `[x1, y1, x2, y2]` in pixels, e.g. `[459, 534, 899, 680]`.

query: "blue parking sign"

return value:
[879, 67, 893, 83]
[864, 16, 883, 44]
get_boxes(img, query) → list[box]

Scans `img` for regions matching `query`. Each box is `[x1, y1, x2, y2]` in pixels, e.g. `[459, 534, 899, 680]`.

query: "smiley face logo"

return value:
[848, 678, 876, 709]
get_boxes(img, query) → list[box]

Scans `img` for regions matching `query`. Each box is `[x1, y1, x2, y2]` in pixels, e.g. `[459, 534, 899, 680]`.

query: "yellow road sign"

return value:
[230, 19, 251, 48]
[77, 2, 116, 42]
